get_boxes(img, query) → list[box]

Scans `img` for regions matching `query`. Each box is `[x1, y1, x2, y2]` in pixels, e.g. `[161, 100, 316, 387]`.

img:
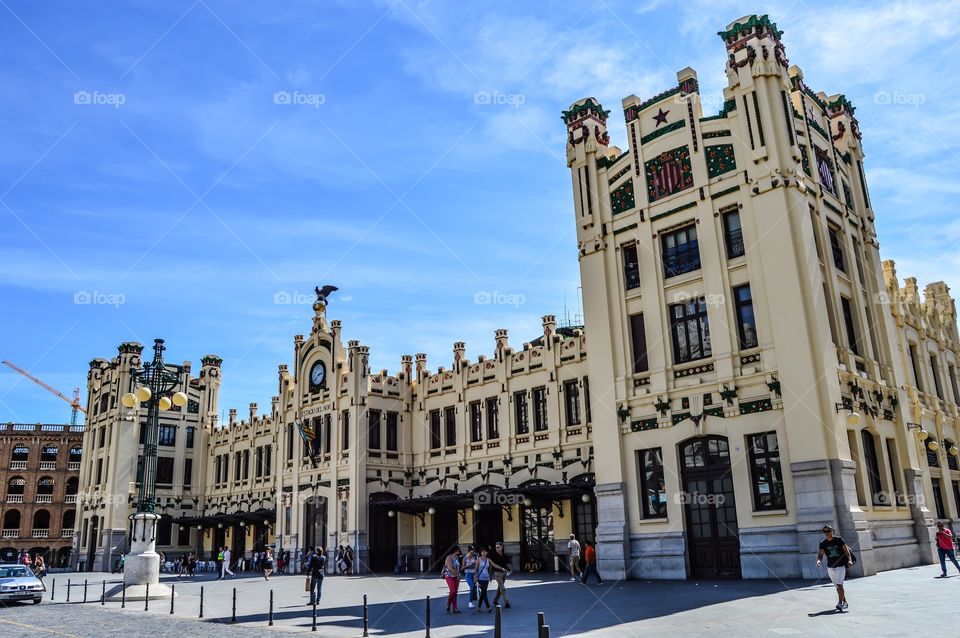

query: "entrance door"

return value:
[367, 505, 398, 572]
[87, 516, 99, 571]
[304, 496, 328, 551]
[519, 505, 554, 570]
[472, 507, 504, 553]
[431, 510, 458, 571]
[680, 436, 741, 578]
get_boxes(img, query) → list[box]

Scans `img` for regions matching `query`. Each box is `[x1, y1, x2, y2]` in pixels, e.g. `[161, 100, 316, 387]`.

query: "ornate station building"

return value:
[70, 14, 960, 580]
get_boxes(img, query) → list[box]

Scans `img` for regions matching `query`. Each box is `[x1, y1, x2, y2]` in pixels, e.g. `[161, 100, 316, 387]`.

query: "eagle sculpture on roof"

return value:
[315, 285, 339, 304]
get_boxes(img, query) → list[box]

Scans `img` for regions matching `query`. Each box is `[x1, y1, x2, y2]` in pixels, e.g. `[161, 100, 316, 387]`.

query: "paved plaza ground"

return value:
[1, 563, 957, 637]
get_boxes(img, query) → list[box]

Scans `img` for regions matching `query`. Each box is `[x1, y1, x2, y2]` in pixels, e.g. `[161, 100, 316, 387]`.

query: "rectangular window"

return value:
[99, 427, 105, 448]
[386, 412, 398, 451]
[532, 386, 548, 431]
[622, 243, 640, 290]
[629, 313, 649, 373]
[186, 427, 195, 449]
[158, 425, 176, 447]
[514, 392, 529, 435]
[949, 365, 959, 404]
[661, 225, 701, 278]
[670, 298, 712, 364]
[931, 355, 945, 400]
[928, 442, 940, 468]
[324, 414, 332, 454]
[444, 406, 457, 446]
[638, 448, 667, 518]
[733, 284, 758, 349]
[243, 449, 249, 479]
[341, 410, 350, 451]
[861, 431, 887, 506]
[429, 410, 441, 449]
[564, 380, 581, 426]
[264, 445, 271, 476]
[96, 458, 103, 484]
[583, 376, 591, 423]
[829, 227, 845, 272]
[287, 424, 294, 461]
[368, 409, 381, 450]
[723, 210, 744, 259]
[485, 398, 499, 439]
[886, 439, 901, 503]
[255, 447, 263, 478]
[748, 432, 786, 510]
[933, 479, 946, 519]
[470, 401, 483, 442]
[948, 441, 959, 472]
[909, 344, 924, 391]
[234, 451, 242, 481]
[156, 456, 174, 485]
[840, 296, 860, 356]
[183, 458, 192, 485]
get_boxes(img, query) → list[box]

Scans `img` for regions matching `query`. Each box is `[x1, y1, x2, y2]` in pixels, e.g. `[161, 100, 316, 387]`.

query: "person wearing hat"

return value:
[935, 522, 960, 577]
[816, 525, 852, 611]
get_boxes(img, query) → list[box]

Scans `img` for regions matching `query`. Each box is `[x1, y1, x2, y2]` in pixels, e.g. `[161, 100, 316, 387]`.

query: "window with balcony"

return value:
[622, 243, 640, 290]
[65, 477, 78, 503]
[40, 445, 57, 466]
[532, 386, 548, 432]
[32, 509, 49, 538]
[10, 444, 28, 469]
[733, 284, 758, 349]
[36, 477, 54, 503]
[6, 477, 25, 503]
[68, 445, 82, 471]
[485, 397, 499, 439]
[723, 210, 744, 259]
[3, 509, 20, 537]
[670, 298, 712, 364]
[661, 225, 700, 278]
[514, 392, 529, 435]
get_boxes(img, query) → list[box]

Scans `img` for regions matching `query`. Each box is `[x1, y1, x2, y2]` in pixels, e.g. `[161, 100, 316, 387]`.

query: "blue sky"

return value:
[1, 0, 958, 424]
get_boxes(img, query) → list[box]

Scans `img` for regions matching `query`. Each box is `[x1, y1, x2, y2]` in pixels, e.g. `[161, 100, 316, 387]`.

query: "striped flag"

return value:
[296, 420, 315, 448]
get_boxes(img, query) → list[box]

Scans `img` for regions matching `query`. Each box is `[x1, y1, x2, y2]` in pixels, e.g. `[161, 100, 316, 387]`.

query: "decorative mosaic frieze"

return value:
[562, 98, 610, 125]
[630, 417, 659, 432]
[640, 119, 684, 145]
[739, 398, 773, 414]
[706, 144, 737, 178]
[673, 362, 715, 378]
[645, 145, 694, 202]
[610, 180, 636, 215]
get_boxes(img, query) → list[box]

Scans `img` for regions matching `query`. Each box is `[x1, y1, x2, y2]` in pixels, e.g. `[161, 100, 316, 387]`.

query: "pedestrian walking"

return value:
[216, 547, 224, 577]
[816, 525, 853, 611]
[221, 547, 235, 579]
[491, 542, 512, 609]
[463, 546, 477, 608]
[567, 534, 582, 581]
[188, 553, 196, 577]
[475, 547, 506, 613]
[307, 546, 326, 605]
[336, 546, 347, 575]
[32, 555, 46, 581]
[263, 548, 274, 580]
[344, 546, 354, 574]
[442, 545, 462, 614]
[935, 522, 960, 577]
[580, 540, 603, 585]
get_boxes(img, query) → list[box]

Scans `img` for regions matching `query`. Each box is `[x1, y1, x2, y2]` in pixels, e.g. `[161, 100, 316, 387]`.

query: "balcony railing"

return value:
[6, 495, 24, 503]
[2, 529, 18, 539]
[35, 495, 53, 503]
[61, 528, 74, 538]
[68, 462, 81, 471]
[39, 461, 56, 470]
[9, 461, 27, 470]
[32, 529, 49, 539]
[725, 228, 745, 259]
[65, 494, 78, 504]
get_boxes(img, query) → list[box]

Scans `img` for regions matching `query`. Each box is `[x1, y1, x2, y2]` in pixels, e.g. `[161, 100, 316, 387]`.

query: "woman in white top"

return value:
[462, 546, 478, 608]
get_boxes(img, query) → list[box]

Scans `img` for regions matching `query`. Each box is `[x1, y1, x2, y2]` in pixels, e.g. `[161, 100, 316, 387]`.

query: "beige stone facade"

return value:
[73, 14, 958, 580]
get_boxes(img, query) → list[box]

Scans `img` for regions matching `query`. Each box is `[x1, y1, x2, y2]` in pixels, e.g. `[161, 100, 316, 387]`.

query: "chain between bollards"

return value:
[199, 585, 203, 618]
[145, 582, 150, 611]
[268, 589, 274, 626]
[424, 595, 430, 638]
[362, 594, 369, 637]
[494, 604, 502, 638]
[101, 580, 105, 605]
[231, 587, 237, 623]
[170, 584, 175, 614]
[311, 599, 317, 632]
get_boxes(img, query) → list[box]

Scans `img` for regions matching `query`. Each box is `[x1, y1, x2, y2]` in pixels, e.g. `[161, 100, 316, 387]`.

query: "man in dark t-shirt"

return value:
[816, 525, 852, 611]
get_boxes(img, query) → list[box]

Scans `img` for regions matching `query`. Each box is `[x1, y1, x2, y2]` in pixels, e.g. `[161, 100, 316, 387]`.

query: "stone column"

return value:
[105, 512, 174, 601]
[594, 482, 629, 580]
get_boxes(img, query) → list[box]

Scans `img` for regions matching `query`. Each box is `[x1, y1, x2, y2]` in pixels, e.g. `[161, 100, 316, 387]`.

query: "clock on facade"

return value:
[309, 361, 326, 390]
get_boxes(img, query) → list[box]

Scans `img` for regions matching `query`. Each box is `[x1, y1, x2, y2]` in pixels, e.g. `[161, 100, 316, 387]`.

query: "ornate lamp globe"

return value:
[917, 429, 929, 441]
[927, 440, 940, 452]
[121, 393, 137, 408]
[581, 493, 591, 503]
[428, 507, 436, 516]
[846, 412, 861, 427]
[473, 504, 481, 511]
[134, 386, 152, 402]
[158, 396, 172, 411]
[387, 510, 396, 518]
[172, 391, 188, 407]
[950, 446, 959, 457]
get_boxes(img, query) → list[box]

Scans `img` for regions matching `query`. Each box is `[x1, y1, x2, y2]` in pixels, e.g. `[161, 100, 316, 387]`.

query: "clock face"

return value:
[310, 361, 326, 388]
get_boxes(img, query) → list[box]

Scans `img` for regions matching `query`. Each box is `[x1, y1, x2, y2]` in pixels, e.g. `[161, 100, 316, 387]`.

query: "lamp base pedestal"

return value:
[104, 512, 176, 601]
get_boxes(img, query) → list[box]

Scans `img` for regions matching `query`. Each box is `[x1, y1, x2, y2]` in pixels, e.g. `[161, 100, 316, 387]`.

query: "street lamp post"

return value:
[107, 338, 186, 602]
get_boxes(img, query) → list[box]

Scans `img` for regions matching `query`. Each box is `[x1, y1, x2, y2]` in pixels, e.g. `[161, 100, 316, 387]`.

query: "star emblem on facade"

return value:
[653, 108, 670, 127]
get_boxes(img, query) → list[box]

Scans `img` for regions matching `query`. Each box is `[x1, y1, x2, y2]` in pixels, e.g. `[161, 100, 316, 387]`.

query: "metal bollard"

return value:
[67, 578, 71, 603]
[102, 580, 106, 605]
[269, 590, 274, 626]
[231, 587, 236, 623]
[312, 599, 317, 632]
[83, 579, 88, 603]
[199, 586, 204, 618]
[145, 582, 150, 611]
[362, 594, 368, 637]
[170, 584, 175, 614]
[121, 583, 126, 608]
[494, 605, 502, 638]
[50, 578, 55, 601]
[424, 595, 430, 638]
[541, 625, 551, 638]
[538, 611, 545, 636]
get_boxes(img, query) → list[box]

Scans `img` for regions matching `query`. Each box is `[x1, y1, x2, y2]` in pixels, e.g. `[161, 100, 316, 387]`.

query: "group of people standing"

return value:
[442, 542, 513, 613]
[16, 549, 46, 580]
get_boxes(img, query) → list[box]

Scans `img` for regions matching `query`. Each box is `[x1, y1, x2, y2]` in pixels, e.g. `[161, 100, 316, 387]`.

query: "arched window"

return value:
[61, 509, 75, 531]
[65, 477, 79, 495]
[37, 477, 54, 496]
[2, 509, 20, 531]
[69, 445, 82, 460]
[32, 510, 50, 530]
[6, 477, 25, 496]
[11, 445, 28, 462]
[40, 445, 58, 462]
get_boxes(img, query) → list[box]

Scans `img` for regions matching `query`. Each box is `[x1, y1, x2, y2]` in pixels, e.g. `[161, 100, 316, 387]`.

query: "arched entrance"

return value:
[679, 436, 741, 578]
[367, 493, 398, 572]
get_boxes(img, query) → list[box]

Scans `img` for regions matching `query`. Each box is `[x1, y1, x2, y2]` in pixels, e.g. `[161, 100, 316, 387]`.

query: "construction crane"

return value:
[2, 360, 86, 426]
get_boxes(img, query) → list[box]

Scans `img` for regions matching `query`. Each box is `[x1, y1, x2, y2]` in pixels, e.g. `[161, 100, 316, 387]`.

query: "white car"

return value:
[0, 564, 44, 604]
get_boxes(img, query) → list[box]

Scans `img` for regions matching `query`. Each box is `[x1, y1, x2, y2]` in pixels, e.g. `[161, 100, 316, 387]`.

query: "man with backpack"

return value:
[816, 525, 853, 611]
[307, 546, 326, 606]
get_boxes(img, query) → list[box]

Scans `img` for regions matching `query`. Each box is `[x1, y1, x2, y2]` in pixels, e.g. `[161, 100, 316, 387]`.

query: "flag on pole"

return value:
[296, 420, 314, 448]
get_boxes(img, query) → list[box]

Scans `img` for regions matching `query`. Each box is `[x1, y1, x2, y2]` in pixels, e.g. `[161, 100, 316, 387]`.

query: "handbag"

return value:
[305, 575, 312, 591]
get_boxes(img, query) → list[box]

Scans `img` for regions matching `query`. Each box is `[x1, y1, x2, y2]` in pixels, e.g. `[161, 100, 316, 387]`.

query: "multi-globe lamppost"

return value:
[110, 338, 186, 600]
